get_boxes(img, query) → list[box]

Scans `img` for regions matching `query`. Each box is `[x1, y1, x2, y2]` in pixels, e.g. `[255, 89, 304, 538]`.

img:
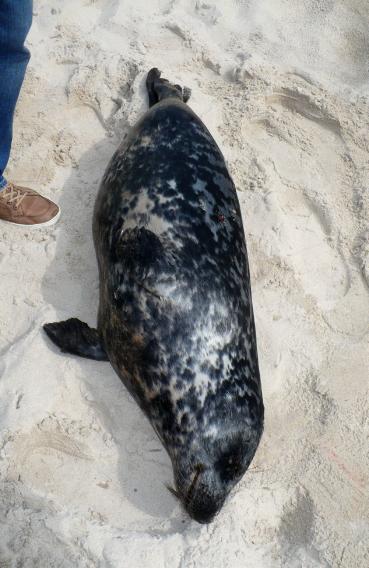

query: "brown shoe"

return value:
[0, 182, 60, 227]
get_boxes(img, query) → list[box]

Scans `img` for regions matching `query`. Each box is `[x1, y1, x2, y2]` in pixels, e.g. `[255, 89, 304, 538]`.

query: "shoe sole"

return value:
[1, 208, 61, 228]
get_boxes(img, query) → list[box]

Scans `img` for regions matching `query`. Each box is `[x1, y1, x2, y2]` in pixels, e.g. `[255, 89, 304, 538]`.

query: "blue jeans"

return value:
[0, 0, 33, 189]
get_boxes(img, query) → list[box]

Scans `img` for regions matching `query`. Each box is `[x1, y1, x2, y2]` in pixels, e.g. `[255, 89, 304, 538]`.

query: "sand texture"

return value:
[0, 1, 368, 566]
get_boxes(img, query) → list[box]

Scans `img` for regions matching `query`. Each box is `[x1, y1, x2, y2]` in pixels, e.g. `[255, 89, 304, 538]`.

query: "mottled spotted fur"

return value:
[44, 69, 264, 524]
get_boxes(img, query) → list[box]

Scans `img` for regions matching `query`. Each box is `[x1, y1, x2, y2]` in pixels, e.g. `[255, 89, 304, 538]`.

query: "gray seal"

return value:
[44, 68, 264, 524]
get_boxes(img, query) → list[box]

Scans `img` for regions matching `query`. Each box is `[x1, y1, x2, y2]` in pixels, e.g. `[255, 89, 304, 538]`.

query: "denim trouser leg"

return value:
[0, 0, 33, 189]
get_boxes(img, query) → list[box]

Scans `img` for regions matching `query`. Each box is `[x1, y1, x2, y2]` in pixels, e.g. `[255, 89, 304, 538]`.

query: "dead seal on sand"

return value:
[44, 68, 264, 524]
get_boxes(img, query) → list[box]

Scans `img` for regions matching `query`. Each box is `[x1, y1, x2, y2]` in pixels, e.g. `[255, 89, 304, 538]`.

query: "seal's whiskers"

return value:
[185, 464, 205, 506]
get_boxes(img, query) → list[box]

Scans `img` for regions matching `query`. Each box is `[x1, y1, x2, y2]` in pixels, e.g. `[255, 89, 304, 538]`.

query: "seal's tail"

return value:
[146, 68, 191, 108]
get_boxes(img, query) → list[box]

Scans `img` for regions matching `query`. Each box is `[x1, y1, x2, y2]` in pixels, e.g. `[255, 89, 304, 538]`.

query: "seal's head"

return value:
[171, 427, 262, 524]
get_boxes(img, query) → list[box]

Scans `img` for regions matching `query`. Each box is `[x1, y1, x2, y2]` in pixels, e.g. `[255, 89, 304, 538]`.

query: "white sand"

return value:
[1, 1, 368, 566]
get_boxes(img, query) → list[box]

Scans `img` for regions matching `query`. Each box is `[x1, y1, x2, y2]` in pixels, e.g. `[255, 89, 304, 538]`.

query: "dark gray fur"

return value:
[44, 68, 264, 524]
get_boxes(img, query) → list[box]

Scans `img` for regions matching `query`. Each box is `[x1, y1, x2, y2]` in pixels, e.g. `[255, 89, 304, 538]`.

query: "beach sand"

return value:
[0, 1, 368, 566]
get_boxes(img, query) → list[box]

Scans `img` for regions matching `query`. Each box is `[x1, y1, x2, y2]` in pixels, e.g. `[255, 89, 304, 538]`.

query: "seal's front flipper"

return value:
[146, 68, 191, 107]
[43, 318, 109, 361]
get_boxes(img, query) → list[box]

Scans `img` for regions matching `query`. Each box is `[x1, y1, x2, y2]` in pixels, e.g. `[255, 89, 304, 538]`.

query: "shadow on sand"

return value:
[41, 132, 180, 522]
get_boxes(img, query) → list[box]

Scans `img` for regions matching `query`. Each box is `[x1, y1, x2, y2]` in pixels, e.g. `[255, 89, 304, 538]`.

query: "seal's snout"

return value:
[173, 430, 262, 523]
[175, 463, 225, 524]
[187, 491, 224, 524]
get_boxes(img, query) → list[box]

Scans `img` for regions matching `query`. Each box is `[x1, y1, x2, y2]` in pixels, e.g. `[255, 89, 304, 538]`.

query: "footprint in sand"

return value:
[278, 488, 326, 568]
[7, 427, 92, 487]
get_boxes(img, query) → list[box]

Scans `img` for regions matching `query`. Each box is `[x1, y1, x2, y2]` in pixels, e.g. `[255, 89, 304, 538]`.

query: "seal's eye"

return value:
[215, 446, 245, 483]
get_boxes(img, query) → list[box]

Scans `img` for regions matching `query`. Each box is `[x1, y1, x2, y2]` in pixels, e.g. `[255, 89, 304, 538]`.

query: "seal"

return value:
[44, 68, 264, 524]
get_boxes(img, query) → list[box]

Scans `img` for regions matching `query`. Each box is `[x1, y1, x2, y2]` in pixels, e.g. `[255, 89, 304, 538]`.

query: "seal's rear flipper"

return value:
[146, 68, 191, 108]
[43, 318, 109, 361]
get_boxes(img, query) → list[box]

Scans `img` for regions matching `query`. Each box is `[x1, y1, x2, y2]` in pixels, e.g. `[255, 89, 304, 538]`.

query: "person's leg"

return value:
[0, 0, 33, 189]
[0, 0, 60, 227]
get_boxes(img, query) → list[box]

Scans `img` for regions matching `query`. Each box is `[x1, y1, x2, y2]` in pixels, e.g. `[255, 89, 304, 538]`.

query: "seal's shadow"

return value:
[41, 135, 178, 521]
